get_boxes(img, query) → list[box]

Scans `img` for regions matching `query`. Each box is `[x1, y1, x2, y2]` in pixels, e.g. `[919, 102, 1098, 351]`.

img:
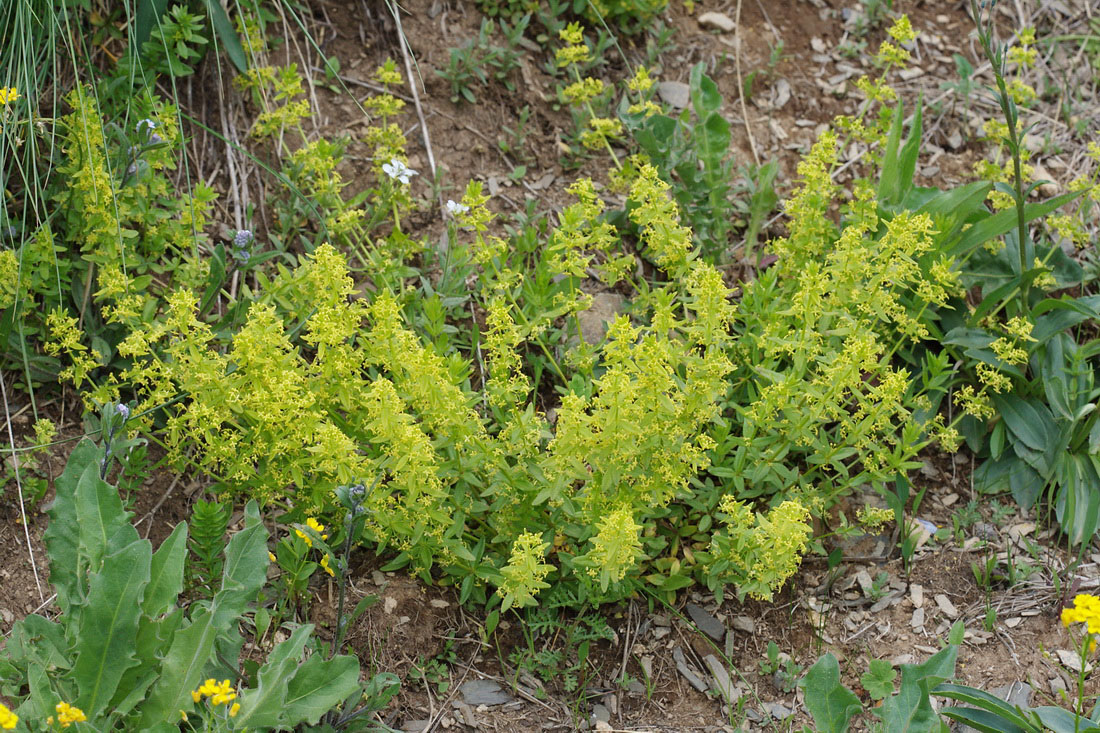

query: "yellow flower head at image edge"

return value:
[0, 703, 17, 730]
[1061, 593, 1100, 634]
[0, 87, 18, 105]
[47, 702, 87, 728]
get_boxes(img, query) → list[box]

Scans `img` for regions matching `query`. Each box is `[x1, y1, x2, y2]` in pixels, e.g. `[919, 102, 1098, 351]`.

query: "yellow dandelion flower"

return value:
[0, 703, 18, 730]
[1062, 594, 1100, 633]
[0, 87, 19, 105]
[55, 701, 87, 727]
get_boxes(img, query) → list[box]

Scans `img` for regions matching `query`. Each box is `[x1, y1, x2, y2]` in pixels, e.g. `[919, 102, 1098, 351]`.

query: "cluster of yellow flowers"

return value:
[1062, 594, 1100, 635]
[295, 517, 327, 547]
[0, 86, 18, 105]
[191, 678, 240, 716]
[47, 701, 87, 728]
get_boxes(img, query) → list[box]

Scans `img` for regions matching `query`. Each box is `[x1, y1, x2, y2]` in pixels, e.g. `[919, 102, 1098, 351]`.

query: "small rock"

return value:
[972, 523, 999, 541]
[578, 292, 626, 345]
[771, 79, 791, 110]
[429, 599, 450, 608]
[658, 81, 690, 110]
[910, 583, 924, 608]
[626, 679, 646, 695]
[911, 608, 926, 629]
[941, 492, 959, 507]
[892, 653, 915, 666]
[640, 656, 654, 679]
[0, 608, 12, 624]
[673, 646, 709, 693]
[811, 37, 827, 53]
[1055, 649, 1092, 674]
[870, 592, 902, 613]
[687, 602, 726, 642]
[698, 11, 735, 32]
[1008, 522, 1036, 540]
[763, 702, 794, 720]
[936, 14, 950, 23]
[652, 614, 671, 627]
[934, 594, 958, 619]
[705, 655, 741, 704]
[732, 616, 755, 634]
[459, 679, 513, 706]
[899, 67, 925, 80]
[991, 682, 1033, 708]
[1049, 676, 1067, 694]
[383, 596, 398, 614]
[591, 703, 611, 724]
[854, 569, 874, 597]
[946, 131, 964, 150]
[402, 721, 430, 732]
[1004, 617, 1023, 628]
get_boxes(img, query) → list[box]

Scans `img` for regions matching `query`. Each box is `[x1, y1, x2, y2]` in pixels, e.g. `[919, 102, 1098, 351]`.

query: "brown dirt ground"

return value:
[4, 0, 1100, 731]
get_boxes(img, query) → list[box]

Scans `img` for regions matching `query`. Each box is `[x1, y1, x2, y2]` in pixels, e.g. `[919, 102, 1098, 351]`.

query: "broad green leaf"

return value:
[282, 654, 361, 726]
[143, 522, 187, 617]
[879, 644, 958, 733]
[877, 102, 905, 205]
[802, 653, 861, 733]
[994, 396, 1058, 454]
[696, 112, 730, 163]
[947, 189, 1087, 258]
[689, 62, 721, 116]
[200, 0, 248, 72]
[234, 625, 314, 728]
[74, 456, 140, 575]
[935, 683, 1036, 731]
[1055, 456, 1100, 546]
[939, 706, 1032, 733]
[134, 0, 172, 49]
[1032, 706, 1100, 732]
[112, 609, 184, 716]
[44, 438, 101, 616]
[895, 97, 922, 204]
[74, 540, 151, 717]
[137, 609, 220, 728]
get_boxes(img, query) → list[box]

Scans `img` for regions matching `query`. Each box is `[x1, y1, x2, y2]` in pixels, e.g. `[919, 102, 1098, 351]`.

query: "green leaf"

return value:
[74, 540, 152, 717]
[234, 625, 314, 727]
[44, 438, 101, 616]
[947, 189, 1087, 258]
[282, 653, 361, 726]
[879, 644, 958, 733]
[994, 396, 1058, 454]
[1054, 456, 1100, 546]
[200, 0, 248, 72]
[689, 62, 721, 116]
[861, 659, 897, 701]
[802, 653, 862, 733]
[877, 101, 906, 206]
[74, 454, 140, 574]
[134, 0, 172, 49]
[696, 112, 730, 164]
[934, 683, 1037, 732]
[939, 706, 1032, 733]
[143, 522, 187, 618]
[1032, 706, 1100, 733]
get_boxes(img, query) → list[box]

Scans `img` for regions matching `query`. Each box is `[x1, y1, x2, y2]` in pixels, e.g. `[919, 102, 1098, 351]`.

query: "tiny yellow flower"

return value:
[0, 703, 18, 730]
[0, 87, 19, 105]
[229, 702, 241, 717]
[320, 552, 335, 577]
[268, 551, 277, 563]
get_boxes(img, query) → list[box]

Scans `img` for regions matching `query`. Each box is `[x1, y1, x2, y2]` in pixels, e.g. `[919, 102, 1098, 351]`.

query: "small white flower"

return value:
[136, 118, 157, 134]
[445, 199, 470, 216]
[381, 158, 418, 185]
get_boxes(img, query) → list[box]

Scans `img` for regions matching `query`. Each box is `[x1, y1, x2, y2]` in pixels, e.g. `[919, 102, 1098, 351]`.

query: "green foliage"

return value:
[801, 623, 963, 733]
[436, 16, 529, 104]
[476, 0, 666, 36]
[0, 439, 363, 731]
[188, 498, 232, 594]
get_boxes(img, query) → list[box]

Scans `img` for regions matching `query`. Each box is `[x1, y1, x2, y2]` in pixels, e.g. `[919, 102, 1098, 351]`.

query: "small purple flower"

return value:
[234, 229, 254, 248]
[117, 404, 130, 420]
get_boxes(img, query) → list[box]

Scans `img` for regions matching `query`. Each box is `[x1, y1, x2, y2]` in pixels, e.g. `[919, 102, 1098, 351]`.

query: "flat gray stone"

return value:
[658, 81, 690, 110]
[686, 602, 726, 642]
[673, 646, 709, 693]
[591, 703, 611, 723]
[698, 11, 735, 32]
[764, 702, 794, 720]
[459, 679, 513, 706]
[704, 654, 740, 704]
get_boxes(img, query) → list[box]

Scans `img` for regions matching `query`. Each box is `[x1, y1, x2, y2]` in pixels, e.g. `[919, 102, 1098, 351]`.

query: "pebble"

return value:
[705, 655, 740, 704]
[732, 615, 756, 633]
[698, 11, 736, 32]
[459, 679, 513, 706]
[763, 702, 794, 720]
[687, 602, 726, 642]
[911, 608, 925, 629]
[934, 594, 959, 619]
[657, 81, 690, 110]
[910, 583, 924, 608]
